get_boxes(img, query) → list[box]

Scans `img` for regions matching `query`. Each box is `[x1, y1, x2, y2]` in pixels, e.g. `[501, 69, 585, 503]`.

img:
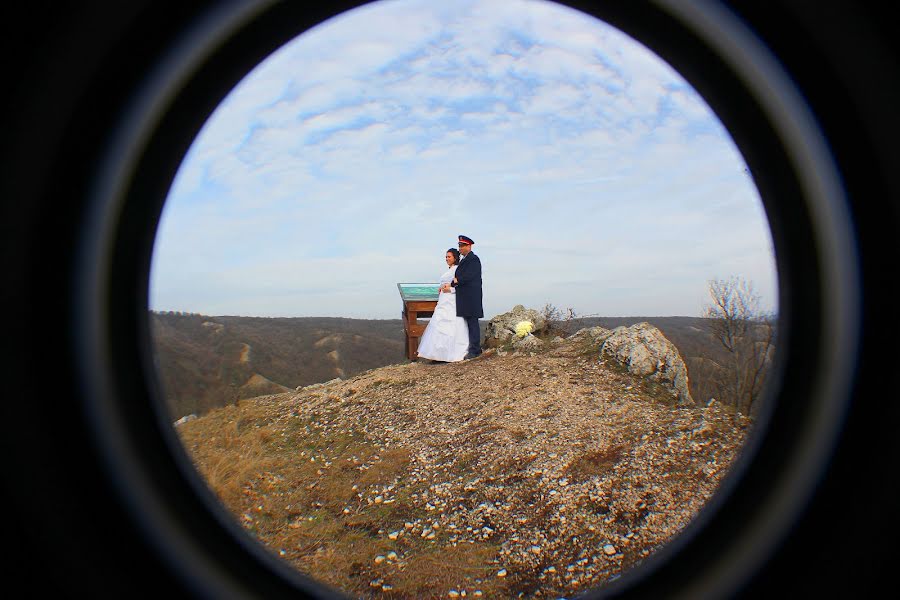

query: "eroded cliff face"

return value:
[177, 335, 750, 598]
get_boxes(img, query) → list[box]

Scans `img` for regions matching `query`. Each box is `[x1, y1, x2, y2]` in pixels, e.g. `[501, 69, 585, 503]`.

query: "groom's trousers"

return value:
[464, 316, 481, 356]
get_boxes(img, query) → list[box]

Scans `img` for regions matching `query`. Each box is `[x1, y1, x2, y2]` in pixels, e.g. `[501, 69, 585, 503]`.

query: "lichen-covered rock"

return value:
[569, 326, 613, 347]
[483, 305, 547, 348]
[600, 322, 694, 405]
[512, 334, 544, 351]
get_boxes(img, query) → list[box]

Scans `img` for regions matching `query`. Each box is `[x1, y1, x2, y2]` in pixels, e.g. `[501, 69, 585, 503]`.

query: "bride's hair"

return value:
[447, 248, 460, 264]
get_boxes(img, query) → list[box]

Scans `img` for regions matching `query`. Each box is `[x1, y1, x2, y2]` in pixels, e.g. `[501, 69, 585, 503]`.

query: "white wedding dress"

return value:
[416, 265, 470, 362]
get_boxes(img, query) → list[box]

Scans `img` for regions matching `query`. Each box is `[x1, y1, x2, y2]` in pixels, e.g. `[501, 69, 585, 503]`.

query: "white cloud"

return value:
[151, 0, 776, 319]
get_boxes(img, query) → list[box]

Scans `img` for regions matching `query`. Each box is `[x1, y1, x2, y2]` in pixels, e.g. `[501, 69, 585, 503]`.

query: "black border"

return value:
[2, 1, 897, 597]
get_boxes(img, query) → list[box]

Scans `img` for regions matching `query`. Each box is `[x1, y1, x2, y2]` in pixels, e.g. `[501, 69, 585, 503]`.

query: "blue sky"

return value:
[150, 0, 776, 319]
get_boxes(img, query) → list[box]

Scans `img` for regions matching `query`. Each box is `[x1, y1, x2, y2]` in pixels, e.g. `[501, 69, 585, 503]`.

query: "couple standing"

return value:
[416, 235, 483, 363]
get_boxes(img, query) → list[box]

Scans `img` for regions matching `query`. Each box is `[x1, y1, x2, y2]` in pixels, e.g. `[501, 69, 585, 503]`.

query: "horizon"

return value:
[150, 309, 737, 320]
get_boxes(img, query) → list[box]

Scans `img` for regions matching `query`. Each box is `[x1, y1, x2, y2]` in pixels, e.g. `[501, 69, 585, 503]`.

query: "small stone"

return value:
[388, 531, 400, 540]
[374, 555, 386, 564]
[387, 551, 398, 560]
[603, 544, 617, 555]
[382, 584, 393, 591]
[374, 495, 384, 504]
[497, 569, 508, 578]
[449, 591, 460, 598]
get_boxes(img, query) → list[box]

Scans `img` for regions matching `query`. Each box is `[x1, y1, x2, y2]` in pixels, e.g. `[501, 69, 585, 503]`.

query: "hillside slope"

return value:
[151, 313, 726, 421]
[151, 313, 406, 418]
[177, 341, 751, 598]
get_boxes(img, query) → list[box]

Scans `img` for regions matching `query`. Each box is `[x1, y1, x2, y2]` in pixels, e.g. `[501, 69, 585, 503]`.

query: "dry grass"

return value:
[177, 399, 504, 598]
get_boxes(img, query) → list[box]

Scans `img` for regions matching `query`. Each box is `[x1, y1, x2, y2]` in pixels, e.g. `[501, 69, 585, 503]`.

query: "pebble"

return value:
[497, 569, 508, 577]
[374, 555, 386, 564]
[388, 531, 400, 540]
[603, 544, 617, 555]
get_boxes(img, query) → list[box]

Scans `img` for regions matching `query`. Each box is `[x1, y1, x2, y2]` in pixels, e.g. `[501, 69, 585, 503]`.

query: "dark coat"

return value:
[453, 251, 483, 318]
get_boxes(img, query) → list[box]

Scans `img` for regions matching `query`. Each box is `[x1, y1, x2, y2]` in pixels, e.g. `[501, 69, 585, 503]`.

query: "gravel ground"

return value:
[179, 343, 752, 598]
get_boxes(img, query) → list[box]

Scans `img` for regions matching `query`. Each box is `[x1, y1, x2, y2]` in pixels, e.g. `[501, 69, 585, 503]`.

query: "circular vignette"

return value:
[68, 1, 862, 599]
[570, 1, 860, 598]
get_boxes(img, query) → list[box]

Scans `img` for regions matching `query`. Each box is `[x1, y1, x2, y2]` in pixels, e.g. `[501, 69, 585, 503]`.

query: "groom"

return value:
[450, 234, 483, 359]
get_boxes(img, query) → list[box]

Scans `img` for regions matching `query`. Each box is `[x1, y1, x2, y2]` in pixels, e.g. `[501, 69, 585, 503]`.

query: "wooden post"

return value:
[402, 300, 436, 360]
[398, 283, 439, 360]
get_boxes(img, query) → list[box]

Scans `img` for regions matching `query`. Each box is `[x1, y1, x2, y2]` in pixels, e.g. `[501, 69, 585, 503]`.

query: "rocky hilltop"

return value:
[177, 324, 751, 599]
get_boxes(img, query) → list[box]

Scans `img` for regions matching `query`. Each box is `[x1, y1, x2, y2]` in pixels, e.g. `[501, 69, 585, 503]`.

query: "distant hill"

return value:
[150, 312, 407, 419]
[150, 312, 725, 421]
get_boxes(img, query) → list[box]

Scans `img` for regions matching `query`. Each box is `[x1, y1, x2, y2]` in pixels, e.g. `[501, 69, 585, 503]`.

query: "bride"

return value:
[416, 248, 470, 362]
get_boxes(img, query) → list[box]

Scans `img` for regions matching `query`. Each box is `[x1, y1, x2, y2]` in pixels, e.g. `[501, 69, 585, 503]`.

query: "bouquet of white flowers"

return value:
[515, 320, 534, 338]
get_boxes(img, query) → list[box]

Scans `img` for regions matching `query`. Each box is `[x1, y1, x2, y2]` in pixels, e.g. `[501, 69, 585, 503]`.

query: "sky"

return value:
[150, 0, 777, 319]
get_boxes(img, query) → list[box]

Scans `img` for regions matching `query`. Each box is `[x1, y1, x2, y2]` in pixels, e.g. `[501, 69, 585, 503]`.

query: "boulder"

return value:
[600, 322, 694, 406]
[511, 334, 544, 351]
[483, 305, 547, 348]
[174, 413, 197, 426]
[569, 326, 613, 346]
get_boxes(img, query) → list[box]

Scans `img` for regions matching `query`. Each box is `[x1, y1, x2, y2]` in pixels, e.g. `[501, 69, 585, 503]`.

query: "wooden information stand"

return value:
[397, 283, 440, 360]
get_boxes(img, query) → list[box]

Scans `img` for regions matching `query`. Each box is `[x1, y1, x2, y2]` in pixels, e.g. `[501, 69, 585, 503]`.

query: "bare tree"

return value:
[703, 276, 776, 415]
[540, 303, 578, 337]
